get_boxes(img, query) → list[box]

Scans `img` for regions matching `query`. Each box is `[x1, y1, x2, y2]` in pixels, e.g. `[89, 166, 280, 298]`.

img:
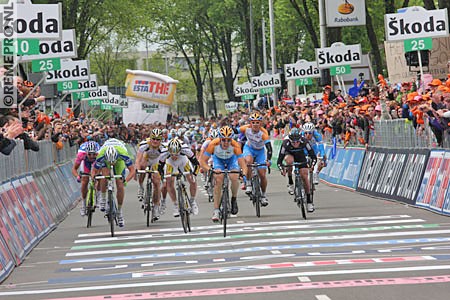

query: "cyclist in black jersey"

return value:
[277, 128, 317, 212]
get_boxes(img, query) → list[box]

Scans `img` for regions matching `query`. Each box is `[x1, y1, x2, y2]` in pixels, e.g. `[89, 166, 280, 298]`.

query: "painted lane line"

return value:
[298, 276, 311, 282]
[271, 250, 282, 254]
[51, 256, 437, 284]
[56, 252, 450, 274]
[71, 223, 436, 250]
[66, 229, 450, 257]
[73, 219, 425, 244]
[60, 237, 450, 264]
[4, 266, 450, 296]
[76, 215, 414, 238]
[40, 275, 450, 300]
[70, 265, 128, 272]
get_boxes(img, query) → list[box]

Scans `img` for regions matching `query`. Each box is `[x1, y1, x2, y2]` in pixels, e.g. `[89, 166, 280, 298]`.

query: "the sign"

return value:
[57, 80, 78, 91]
[70, 74, 97, 93]
[113, 107, 123, 113]
[45, 59, 90, 83]
[72, 91, 90, 101]
[295, 78, 313, 86]
[19, 29, 77, 62]
[225, 101, 238, 112]
[31, 57, 60, 72]
[79, 85, 109, 101]
[87, 99, 101, 106]
[0, 0, 63, 40]
[118, 97, 128, 108]
[284, 60, 320, 80]
[102, 93, 120, 106]
[141, 102, 159, 110]
[326, 0, 366, 27]
[259, 87, 274, 95]
[315, 42, 362, 69]
[385, 7, 449, 42]
[330, 65, 352, 75]
[241, 94, 255, 100]
[234, 81, 259, 96]
[125, 69, 178, 106]
[251, 73, 281, 89]
[1, 39, 40, 55]
[101, 104, 113, 110]
[404, 37, 433, 52]
[145, 109, 155, 113]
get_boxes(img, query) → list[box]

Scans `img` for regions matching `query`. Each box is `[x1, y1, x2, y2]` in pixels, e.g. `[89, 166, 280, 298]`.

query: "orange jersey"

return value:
[239, 125, 270, 150]
[204, 138, 243, 160]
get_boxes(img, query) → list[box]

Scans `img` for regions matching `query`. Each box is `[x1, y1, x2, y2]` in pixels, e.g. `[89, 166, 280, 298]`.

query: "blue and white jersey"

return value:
[302, 130, 325, 157]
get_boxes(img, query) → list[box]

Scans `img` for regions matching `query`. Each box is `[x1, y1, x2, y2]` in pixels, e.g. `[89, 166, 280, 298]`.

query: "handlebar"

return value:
[212, 169, 242, 175]
[95, 175, 123, 180]
[163, 171, 191, 179]
[137, 169, 160, 174]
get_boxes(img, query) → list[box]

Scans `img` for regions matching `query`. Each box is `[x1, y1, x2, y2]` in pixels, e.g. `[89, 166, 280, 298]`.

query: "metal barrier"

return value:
[370, 119, 437, 149]
[0, 140, 77, 183]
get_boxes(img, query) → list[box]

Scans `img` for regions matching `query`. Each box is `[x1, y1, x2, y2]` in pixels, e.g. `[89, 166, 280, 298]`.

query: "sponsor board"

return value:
[251, 73, 281, 89]
[284, 60, 320, 80]
[315, 42, 362, 69]
[45, 59, 89, 83]
[234, 82, 258, 97]
[326, 0, 366, 27]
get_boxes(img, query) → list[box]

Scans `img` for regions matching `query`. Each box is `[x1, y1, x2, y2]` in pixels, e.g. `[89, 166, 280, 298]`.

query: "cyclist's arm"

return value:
[125, 164, 136, 183]
[72, 161, 81, 177]
[265, 141, 272, 161]
[276, 141, 288, 168]
[200, 139, 216, 172]
[237, 157, 248, 175]
[305, 141, 317, 162]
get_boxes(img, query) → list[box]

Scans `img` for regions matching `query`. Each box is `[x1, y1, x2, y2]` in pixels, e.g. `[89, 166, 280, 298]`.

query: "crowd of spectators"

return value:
[1, 60, 450, 157]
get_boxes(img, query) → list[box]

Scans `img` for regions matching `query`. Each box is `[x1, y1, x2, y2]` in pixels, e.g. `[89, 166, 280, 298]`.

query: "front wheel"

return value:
[221, 189, 229, 237]
[86, 186, 95, 228]
[145, 181, 153, 227]
[177, 186, 188, 234]
[253, 177, 261, 218]
[295, 176, 306, 220]
[108, 190, 115, 237]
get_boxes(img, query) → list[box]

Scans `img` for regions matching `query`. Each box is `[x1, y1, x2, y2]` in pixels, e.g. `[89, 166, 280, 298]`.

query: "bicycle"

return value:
[165, 171, 192, 233]
[213, 169, 241, 237]
[308, 157, 316, 205]
[247, 163, 269, 218]
[137, 168, 160, 227]
[281, 162, 307, 220]
[95, 171, 123, 237]
[81, 173, 97, 228]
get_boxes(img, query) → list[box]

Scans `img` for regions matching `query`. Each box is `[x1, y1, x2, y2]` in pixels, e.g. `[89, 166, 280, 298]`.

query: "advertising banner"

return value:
[315, 42, 362, 69]
[284, 60, 321, 80]
[0, 234, 14, 282]
[123, 99, 169, 124]
[326, 0, 366, 27]
[320, 146, 365, 190]
[11, 179, 41, 239]
[416, 150, 450, 215]
[125, 69, 178, 106]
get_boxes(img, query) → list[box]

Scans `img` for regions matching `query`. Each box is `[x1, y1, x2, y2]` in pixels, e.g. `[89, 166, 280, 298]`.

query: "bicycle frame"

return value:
[137, 168, 159, 226]
[81, 174, 96, 228]
[165, 171, 191, 233]
[247, 163, 267, 218]
[282, 162, 307, 220]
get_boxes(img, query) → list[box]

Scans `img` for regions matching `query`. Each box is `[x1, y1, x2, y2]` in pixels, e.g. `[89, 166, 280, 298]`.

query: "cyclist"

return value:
[240, 112, 272, 206]
[277, 128, 317, 212]
[72, 141, 100, 216]
[92, 138, 136, 227]
[135, 128, 165, 221]
[159, 138, 200, 217]
[302, 122, 326, 184]
[200, 126, 248, 222]
[198, 129, 219, 189]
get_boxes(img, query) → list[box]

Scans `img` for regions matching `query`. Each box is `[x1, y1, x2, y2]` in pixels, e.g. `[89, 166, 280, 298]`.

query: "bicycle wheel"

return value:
[253, 177, 261, 218]
[108, 190, 115, 237]
[309, 170, 315, 204]
[295, 175, 306, 220]
[145, 180, 153, 226]
[183, 188, 191, 232]
[177, 186, 188, 233]
[86, 185, 95, 228]
[221, 189, 229, 237]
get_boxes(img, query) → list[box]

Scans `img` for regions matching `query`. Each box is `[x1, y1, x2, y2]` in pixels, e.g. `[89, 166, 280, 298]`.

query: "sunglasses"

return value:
[221, 138, 232, 142]
[251, 121, 261, 125]
[87, 153, 97, 156]
[291, 140, 301, 143]
[304, 132, 313, 135]
[151, 138, 162, 141]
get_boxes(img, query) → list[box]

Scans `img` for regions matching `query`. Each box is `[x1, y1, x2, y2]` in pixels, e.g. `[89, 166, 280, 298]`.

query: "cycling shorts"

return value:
[105, 160, 126, 177]
[166, 155, 191, 174]
[243, 144, 267, 169]
[212, 155, 239, 171]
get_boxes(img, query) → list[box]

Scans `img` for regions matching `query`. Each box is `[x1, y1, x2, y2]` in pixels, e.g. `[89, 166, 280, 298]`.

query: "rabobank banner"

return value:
[416, 150, 450, 216]
[125, 69, 178, 106]
[320, 146, 365, 190]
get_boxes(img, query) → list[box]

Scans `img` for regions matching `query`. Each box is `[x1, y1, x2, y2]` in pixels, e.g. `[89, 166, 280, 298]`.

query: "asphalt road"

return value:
[1, 172, 450, 300]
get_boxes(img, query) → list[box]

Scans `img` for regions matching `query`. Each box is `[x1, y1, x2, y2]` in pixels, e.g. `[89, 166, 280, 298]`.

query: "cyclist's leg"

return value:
[114, 161, 126, 209]
[211, 156, 225, 221]
[300, 166, 314, 211]
[255, 148, 268, 203]
[98, 167, 108, 211]
[136, 152, 147, 200]
[283, 154, 294, 194]
[243, 144, 254, 182]
[165, 160, 179, 217]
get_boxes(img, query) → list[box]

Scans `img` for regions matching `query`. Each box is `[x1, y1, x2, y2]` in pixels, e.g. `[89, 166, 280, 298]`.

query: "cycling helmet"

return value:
[289, 128, 301, 142]
[302, 122, 315, 133]
[104, 146, 118, 163]
[249, 112, 263, 121]
[85, 141, 100, 153]
[209, 129, 219, 139]
[168, 138, 182, 155]
[150, 128, 162, 140]
[219, 126, 234, 138]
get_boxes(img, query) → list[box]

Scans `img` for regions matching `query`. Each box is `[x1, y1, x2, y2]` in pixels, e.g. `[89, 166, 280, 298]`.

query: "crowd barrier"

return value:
[270, 137, 449, 217]
[0, 141, 79, 283]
